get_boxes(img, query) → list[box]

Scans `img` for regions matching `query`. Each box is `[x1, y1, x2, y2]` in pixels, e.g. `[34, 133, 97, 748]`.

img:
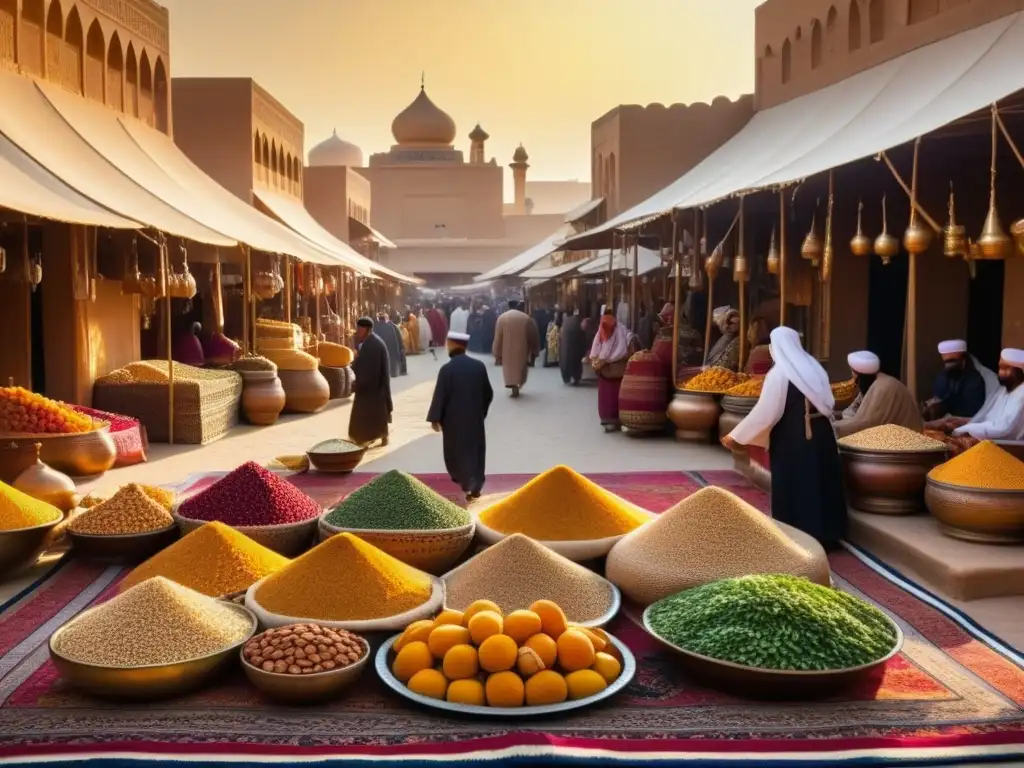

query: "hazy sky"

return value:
[161, 0, 761, 197]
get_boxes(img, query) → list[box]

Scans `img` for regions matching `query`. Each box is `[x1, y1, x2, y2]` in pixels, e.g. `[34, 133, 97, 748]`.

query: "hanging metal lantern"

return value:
[801, 206, 823, 266]
[850, 200, 872, 257]
[873, 195, 899, 265]
[944, 185, 967, 259]
[766, 225, 780, 274]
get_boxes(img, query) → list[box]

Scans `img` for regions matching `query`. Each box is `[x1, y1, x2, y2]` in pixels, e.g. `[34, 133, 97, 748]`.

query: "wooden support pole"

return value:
[670, 212, 681, 386]
[906, 139, 922, 398]
[630, 237, 639, 331]
[162, 241, 174, 446]
[738, 196, 747, 370]
[284, 256, 292, 323]
[242, 245, 251, 354]
[779, 190, 787, 328]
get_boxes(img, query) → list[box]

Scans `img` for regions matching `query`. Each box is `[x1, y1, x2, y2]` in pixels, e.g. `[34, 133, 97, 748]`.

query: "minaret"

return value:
[510, 143, 529, 215]
[469, 123, 489, 164]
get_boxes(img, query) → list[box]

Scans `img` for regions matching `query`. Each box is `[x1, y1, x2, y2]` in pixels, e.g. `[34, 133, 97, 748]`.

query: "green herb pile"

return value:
[646, 574, 898, 671]
[324, 470, 471, 531]
[309, 438, 362, 454]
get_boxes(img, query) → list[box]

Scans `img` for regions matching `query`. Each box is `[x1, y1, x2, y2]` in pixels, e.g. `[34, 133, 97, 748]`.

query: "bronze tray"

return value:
[68, 524, 179, 563]
[641, 604, 903, 700]
[839, 445, 947, 515]
[49, 602, 257, 700]
[924, 477, 1024, 544]
[0, 517, 61, 580]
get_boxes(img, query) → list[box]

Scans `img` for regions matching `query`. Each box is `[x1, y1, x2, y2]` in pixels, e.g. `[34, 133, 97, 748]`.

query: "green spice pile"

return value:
[309, 438, 362, 454]
[646, 574, 898, 671]
[323, 470, 471, 531]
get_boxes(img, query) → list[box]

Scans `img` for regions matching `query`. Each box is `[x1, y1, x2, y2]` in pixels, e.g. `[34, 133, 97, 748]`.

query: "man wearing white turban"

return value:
[922, 340, 996, 424]
[934, 349, 1024, 450]
[723, 327, 846, 547]
[833, 350, 922, 439]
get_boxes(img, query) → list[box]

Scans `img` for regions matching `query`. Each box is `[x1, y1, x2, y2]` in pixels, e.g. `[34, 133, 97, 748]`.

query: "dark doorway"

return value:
[28, 227, 45, 395]
[866, 252, 908, 378]
[967, 260, 1004, 371]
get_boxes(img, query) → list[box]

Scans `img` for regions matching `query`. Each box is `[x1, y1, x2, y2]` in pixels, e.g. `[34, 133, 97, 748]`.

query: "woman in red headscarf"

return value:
[586, 311, 631, 431]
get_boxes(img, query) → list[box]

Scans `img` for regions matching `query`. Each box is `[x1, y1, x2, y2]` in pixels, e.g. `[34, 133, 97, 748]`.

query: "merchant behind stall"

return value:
[833, 351, 922, 440]
[427, 331, 494, 501]
[722, 326, 846, 548]
[349, 317, 393, 448]
[922, 339, 996, 423]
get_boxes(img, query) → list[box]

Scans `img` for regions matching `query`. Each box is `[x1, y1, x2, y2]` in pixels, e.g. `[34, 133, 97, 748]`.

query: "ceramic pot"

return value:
[719, 395, 755, 439]
[0, 426, 116, 482]
[666, 391, 721, 443]
[925, 478, 1024, 544]
[277, 369, 330, 414]
[839, 447, 947, 515]
[240, 371, 286, 426]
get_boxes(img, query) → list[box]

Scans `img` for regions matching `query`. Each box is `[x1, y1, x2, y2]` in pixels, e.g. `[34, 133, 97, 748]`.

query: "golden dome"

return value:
[391, 86, 457, 146]
[309, 130, 364, 167]
[512, 144, 529, 164]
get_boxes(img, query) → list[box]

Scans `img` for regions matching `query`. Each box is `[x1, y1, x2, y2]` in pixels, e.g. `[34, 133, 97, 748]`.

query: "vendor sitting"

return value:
[922, 339, 993, 423]
[930, 348, 1024, 453]
[834, 350, 922, 439]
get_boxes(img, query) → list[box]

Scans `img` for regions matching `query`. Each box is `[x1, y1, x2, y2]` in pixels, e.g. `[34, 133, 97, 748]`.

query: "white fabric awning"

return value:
[350, 217, 398, 250]
[472, 226, 572, 282]
[561, 12, 1024, 250]
[520, 256, 598, 279]
[564, 197, 604, 224]
[578, 247, 663, 276]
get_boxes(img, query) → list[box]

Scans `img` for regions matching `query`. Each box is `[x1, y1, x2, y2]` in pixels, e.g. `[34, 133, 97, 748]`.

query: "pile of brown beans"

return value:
[243, 623, 365, 676]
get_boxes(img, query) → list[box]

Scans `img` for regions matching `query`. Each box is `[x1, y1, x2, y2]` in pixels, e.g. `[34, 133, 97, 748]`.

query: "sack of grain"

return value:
[263, 348, 319, 372]
[318, 342, 354, 368]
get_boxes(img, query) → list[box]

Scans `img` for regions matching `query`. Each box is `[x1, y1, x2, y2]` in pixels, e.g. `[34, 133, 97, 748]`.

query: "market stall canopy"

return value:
[0, 132, 138, 229]
[473, 226, 573, 282]
[0, 70, 231, 246]
[578, 247, 663, 276]
[559, 12, 1024, 250]
[563, 197, 605, 224]
[520, 255, 599, 280]
[349, 218, 398, 250]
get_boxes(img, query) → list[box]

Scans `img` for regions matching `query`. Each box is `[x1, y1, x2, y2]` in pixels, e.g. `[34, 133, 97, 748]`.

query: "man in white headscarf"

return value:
[922, 340, 996, 424]
[833, 350, 922, 439]
[935, 349, 1024, 450]
[723, 327, 846, 547]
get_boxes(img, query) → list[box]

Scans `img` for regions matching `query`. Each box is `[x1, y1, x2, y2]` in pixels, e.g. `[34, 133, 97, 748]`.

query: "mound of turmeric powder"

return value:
[928, 440, 1024, 490]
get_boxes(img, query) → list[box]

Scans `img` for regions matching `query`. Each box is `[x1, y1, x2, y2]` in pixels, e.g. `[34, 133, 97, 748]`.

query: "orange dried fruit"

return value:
[463, 599, 503, 622]
[485, 670, 525, 707]
[529, 599, 569, 638]
[556, 629, 595, 672]
[504, 609, 542, 644]
[591, 652, 622, 683]
[447, 678, 486, 706]
[467, 610, 504, 645]
[524, 633, 558, 668]
[408, 668, 448, 700]
[565, 669, 607, 700]
[525, 669, 568, 706]
[572, 626, 607, 653]
[395, 619, 434, 652]
[392, 641, 433, 682]
[427, 624, 471, 658]
[478, 634, 518, 673]
[442, 644, 479, 680]
[432, 608, 465, 628]
[516, 646, 545, 677]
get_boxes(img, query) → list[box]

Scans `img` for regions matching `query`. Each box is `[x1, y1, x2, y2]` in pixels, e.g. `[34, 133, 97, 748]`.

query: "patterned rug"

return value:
[0, 470, 1022, 767]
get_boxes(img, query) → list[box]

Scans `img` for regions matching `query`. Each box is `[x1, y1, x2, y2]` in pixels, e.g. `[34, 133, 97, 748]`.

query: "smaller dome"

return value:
[512, 144, 529, 164]
[469, 123, 489, 142]
[308, 130, 364, 167]
[392, 87, 457, 146]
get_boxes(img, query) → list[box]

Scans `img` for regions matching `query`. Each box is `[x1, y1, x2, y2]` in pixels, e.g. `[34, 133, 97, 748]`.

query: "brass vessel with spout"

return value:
[850, 200, 872, 257]
[874, 195, 899, 265]
[977, 197, 1012, 259]
[766, 226, 780, 274]
[801, 208, 823, 266]
[943, 186, 967, 258]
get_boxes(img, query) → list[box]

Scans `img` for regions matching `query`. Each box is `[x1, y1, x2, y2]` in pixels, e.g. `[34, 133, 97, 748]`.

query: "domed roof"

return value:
[512, 143, 529, 164]
[308, 130, 364, 168]
[469, 123, 489, 142]
[391, 86, 457, 146]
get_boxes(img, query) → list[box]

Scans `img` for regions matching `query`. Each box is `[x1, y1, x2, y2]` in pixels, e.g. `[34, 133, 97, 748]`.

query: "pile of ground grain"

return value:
[928, 440, 1024, 490]
[477, 465, 650, 540]
[443, 533, 615, 623]
[0, 481, 61, 531]
[324, 470, 471, 531]
[606, 486, 829, 605]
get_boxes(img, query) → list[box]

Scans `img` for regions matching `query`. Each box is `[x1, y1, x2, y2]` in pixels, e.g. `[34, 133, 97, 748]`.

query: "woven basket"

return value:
[172, 509, 319, 557]
[319, 365, 354, 400]
[318, 518, 475, 574]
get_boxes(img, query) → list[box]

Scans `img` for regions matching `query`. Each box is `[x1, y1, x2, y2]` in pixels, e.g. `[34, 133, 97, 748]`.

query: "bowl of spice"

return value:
[241, 624, 369, 703]
[174, 461, 323, 556]
[642, 574, 903, 699]
[442, 534, 620, 628]
[246, 532, 444, 631]
[473, 466, 653, 562]
[67, 484, 178, 562]
[0, 481, 63, 579]
[925, 440, 1024, 544]
[306, 438, 367, 474]
[837, 425, 948, 515]
[320, 470, 475, 573]
[49, 576, 257, 700]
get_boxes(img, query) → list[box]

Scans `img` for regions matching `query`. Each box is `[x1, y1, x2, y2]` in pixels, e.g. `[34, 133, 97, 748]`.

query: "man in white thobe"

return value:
[449, 303, 470, 336]
[947, 348, 1024, 442]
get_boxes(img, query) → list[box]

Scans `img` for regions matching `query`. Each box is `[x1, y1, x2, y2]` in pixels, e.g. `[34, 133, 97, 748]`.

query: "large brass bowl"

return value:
[0, 517, 61, 580]
[839, 446, 947, 515]
[666, 390, 721, 443]
[641, 605, 903, 700]
[306, 442, 367, 474]
[0, 425, 117, 482]
[318, 518, 475, 574]
[241, 635, 370, 704]
[49, 602, 257, 700]
[68, 524, 179, 563]
[924, 477, 1024, 544]
[719, 395, 755, 439]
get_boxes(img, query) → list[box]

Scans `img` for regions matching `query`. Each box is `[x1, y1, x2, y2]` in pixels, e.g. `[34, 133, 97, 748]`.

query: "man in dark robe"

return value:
[390, 315, 408, 376]
[559, 309, 586, 385]
[467, 305, 485, 353]
[375, 313, 404, 378]
[349, 317, 392, 447]
[922, 339, 990, 423]
[480, 305, 497, 354]
[427, 331, 494, 501]
[531, 305, 551, 361]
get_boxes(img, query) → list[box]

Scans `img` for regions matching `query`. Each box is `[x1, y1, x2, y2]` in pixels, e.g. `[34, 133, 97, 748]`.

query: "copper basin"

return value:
[719, 396, 755, 439]
[925, 478, 1024, 544]
[0, 425, 117, 482]
[839, 447, 947, 515]
[0, 518, 61, 580]
[667, 391, 721, 443]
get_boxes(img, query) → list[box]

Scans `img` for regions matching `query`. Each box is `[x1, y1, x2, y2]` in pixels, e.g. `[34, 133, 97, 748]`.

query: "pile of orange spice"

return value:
[928, 441, 1024, 490]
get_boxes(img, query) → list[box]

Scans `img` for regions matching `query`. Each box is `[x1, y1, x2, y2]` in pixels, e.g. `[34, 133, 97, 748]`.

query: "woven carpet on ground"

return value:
[0, 471, 1022, 767]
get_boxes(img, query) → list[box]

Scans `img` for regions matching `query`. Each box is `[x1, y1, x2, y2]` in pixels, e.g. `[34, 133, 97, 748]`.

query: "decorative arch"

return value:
[794, 25, 802, 40]
[253, 132, 263, 181]
[764, 44, 775, 57]
[277, 146, 285, 182]
[293, 157, 301, 187]
[261, 135, 270, 172]
[125, 41, 138, 116]
[106, 30, 123, 109]
[19, 0, 45, 75]
[781, 37, 792, 83]
[827, 5, 838, 29]
[607, 152, 616, 213]
[811, 19, 823, 68]
[84, 19, 103, 101]
[138, 49, 153, 125]
[270, 139, 278, 184]
[62, 6, 83, 93]
[868, 0, 884, 43]
[45, 0, 62, 80]
[849, 0, 862, 51]
[594, 155, 603, 199]
[285, 152, 293, 190]
[153, 55, 168, 133]
[908, 0, 939, 24]
[0, 0, 16, 69]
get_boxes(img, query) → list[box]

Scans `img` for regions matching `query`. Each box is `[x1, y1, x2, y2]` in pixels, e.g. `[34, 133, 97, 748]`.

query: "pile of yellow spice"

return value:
[928, 441, 1024, 490]
[0, 481, 62, 531]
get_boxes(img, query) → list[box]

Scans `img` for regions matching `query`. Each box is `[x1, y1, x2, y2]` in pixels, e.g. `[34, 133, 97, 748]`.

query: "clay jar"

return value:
[239, 370, 287, 426]
[277, 369, 331, 414]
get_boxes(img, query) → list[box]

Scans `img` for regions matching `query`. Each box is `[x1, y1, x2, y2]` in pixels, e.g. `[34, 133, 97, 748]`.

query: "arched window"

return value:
[253, 133, 262, 175]
[125, 42, 138, 116]
[593, 155, 603, 199]
[811, 19, 823, 69]
[153, 56, 168, 133]
[868, 0, 884, 43]
[0, 0, 16, 69]
[19, 0, 45, 75]
[262, 135, 270, 173]
[84, 20, 104, 101]
[607, 153, 616, 214]
[139, 49, 153, 125]
[908, 0, 939, 24]
[270, 139, 278, 184]
[292, 157, 301, 188]
[62, 6, 82, 93]
[849, 0, 862, 51]
[277, 146, 285, 182]
[44, 0, 62, 80]
[106, 31, 123, 109]
[827, 5, 838, 29]
[781, 38, 792, 83]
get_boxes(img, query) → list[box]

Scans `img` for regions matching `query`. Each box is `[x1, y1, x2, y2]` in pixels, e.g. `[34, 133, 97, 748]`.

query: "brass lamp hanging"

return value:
[766, 225, 780, 274]
[944, 184, 967, 258]
[977, 105, 1012, 259]
[801, 201, 823, 266]
[903, 208, 932, 256]
[850, 200, 872, 257]
[874, 194, 899, 265]
[821, 186, 834, 282]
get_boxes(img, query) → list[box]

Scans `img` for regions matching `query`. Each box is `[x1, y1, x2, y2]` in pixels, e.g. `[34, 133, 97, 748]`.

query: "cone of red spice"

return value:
[178, 462, 321, 526]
